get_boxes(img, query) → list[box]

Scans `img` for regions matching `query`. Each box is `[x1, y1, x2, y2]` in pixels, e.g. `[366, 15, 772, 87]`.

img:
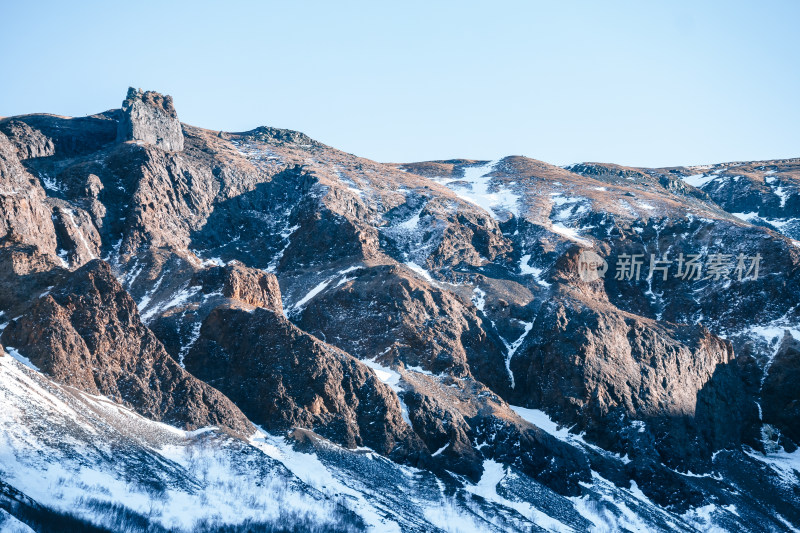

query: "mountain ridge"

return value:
[0, 87, 799, 531]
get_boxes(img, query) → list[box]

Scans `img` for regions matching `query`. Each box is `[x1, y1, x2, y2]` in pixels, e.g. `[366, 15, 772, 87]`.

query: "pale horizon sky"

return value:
[1, 1, 798, 168]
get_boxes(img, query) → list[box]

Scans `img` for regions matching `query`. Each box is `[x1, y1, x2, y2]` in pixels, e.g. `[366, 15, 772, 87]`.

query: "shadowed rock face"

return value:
[509, 294, 761, 471]
[400, 370, 592, 494]
[184, 305, 427, 463]
[297, 264, 512, 392]
[0, 241, 66, 321]
[762, 333, 800, 444]
[0, 260, 253, 436]
[117, 87, 184, 152]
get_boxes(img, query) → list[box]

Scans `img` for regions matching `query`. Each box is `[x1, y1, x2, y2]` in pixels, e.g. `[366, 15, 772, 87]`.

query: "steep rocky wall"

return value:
[1, 260, 253, 435]
[117, 87, 184, 152]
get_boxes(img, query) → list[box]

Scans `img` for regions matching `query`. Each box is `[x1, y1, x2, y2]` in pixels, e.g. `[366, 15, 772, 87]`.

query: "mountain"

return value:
[0, 87, 798, 532]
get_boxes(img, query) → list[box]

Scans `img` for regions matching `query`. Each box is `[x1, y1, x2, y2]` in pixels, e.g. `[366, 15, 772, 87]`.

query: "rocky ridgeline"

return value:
[0, 88, 799, 531]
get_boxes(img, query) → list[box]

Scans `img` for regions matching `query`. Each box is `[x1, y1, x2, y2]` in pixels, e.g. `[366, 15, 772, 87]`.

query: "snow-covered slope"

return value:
[0, 354, 361, 532]
[6, 353, 798, 532]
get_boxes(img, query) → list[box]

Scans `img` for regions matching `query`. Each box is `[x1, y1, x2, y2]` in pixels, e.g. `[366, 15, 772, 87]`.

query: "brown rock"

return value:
[511, 295, 753, 470]
[0, 131, 59, 257]
[195, 261, 282, 312]
[297, 264, 511, 393]
[0, 260, 253, 435]
[0, 119, 54, 160]
[184, 304, 426, 462]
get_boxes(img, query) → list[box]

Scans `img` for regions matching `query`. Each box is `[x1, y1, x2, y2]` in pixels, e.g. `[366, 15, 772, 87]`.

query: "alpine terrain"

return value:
[0, 88, 799, 532]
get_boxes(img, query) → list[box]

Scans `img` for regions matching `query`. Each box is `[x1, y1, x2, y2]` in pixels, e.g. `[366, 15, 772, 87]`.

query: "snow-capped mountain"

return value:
[0, 88, 798, 532]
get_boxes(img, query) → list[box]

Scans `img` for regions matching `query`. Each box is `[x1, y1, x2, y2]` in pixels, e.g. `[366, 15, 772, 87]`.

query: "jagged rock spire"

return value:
[116, 87, 184, 152]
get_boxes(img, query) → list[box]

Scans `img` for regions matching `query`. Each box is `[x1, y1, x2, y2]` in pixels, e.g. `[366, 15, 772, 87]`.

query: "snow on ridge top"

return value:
[682, 173, 720, 188]
[430, 160, 521, 221]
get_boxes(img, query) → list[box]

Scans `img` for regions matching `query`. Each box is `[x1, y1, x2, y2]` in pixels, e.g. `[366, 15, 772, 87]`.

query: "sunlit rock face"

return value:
[117, 87, 184, 152]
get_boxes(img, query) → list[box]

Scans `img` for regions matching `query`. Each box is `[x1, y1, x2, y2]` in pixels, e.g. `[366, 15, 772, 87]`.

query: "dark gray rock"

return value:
[117, 87, 184, 152]
[762, 332, 800, 444]
[183, 304, 428, 463]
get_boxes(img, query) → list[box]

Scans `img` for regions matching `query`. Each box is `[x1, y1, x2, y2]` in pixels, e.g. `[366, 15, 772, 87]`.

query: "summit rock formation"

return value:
[116, 87, 184, 152]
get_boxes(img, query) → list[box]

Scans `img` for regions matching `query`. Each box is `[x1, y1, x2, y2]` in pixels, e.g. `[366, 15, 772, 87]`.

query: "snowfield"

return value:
[2, 352, 767, 532]
[430, 161, 521, 221]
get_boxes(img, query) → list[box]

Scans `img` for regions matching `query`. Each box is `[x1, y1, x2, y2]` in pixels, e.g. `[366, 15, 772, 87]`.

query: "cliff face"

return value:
[762, 332, 800, 445]
[184, 304, 429, 461]
[0, 88, 799, 531]
[1, 260, 253, 436]
[116, 87, 184, 151]
[0, 130, 58, 256]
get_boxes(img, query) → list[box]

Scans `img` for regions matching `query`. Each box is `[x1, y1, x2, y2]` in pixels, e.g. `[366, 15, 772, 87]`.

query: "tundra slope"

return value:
[0, 88, 798, 531]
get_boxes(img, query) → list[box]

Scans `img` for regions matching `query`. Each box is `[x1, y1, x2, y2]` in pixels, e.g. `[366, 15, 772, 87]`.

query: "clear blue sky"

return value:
[1, 1, 798, 167]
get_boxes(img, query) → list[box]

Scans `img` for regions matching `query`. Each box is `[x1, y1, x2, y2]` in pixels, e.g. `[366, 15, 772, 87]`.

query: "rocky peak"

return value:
[116, 87, 184, 152]
[0, 259, 253, 435]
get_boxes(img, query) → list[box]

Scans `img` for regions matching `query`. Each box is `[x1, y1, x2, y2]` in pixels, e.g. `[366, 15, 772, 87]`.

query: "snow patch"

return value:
[404, 262, 434, 283]
[501, 321, 532, 389]
[361, 358, 412, 427]
[3, 347, 39, 372]
[467, 460, 574, 532]
[292, 278, 332, 310]
[682, 173, 719, 188]
[431, 443, 450, 457]
[64, 209, 97, 260]
[550, 223, 593, 247]
[472, 287, 486, 312]
[431, 161, 520, 220]
[519, 254, 551, 287]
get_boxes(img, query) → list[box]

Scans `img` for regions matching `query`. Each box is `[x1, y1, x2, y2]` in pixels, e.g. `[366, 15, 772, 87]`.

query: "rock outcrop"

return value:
[762, 332, 800, 444]
[184, 304, 427, 462]
[0, 260, 252, 435]
[116, 87, 184, 152]
[195, 261, 283, 312]
[400, 370, 591, 494]
[510, 294, 759, 471]
[297, 264, 512, 393]
[0, 119, 55, 160]
[0, 131, 59, 257]
[0, 240, 65, 319]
